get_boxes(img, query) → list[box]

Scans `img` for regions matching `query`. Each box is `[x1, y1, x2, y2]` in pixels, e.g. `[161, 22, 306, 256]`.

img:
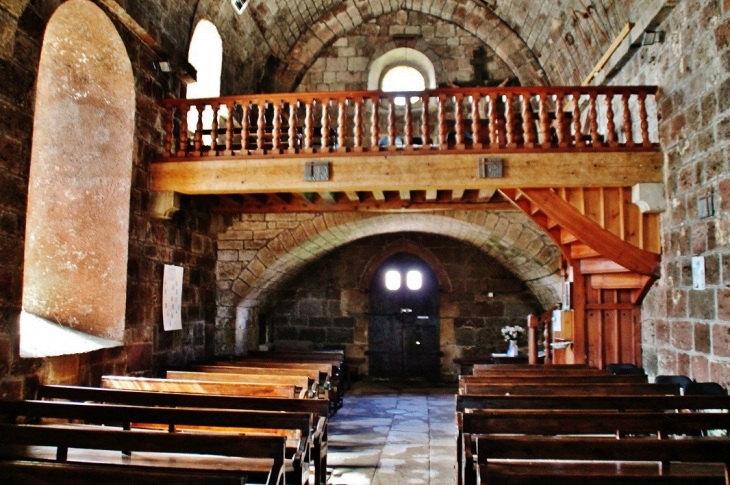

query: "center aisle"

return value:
[326, 380, 456, 485]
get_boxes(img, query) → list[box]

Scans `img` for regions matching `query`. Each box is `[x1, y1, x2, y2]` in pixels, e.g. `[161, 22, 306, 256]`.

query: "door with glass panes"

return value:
[368, 253, 440, 380]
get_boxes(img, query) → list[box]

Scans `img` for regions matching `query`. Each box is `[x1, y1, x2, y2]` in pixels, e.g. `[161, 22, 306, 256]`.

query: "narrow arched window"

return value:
[186, 20, 223, 146]
[21, 0, 135, 357]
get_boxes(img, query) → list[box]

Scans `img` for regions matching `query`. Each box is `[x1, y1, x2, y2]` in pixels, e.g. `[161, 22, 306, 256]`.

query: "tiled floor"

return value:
[326, 380, 457, 485]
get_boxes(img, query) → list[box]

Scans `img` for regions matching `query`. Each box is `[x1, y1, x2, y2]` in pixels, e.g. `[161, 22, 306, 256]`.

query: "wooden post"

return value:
[387, 96, 396, 150]
[606, 92, 616, 147]
[353, 97, 363, 152]
[272, 100, 281, 153]
[224, 102, 234, 156]
[421, 94, 430, 148]
[454, 93, 465, 149]
[527, 314, 539, 365]
[471, 94, 481, 148]
[488, 94, 498, 147]
[240, 101, 250, 153]
[337, 97, 347, 153]
[438, 94, 447, 149]
[538, 94, 548, 147]
[370, 95, 380, 151]
[321, 98, 330, 153]
[543, 310, 553, 366]
[638, 90, 649, 146]
[287, 101, 297, 154]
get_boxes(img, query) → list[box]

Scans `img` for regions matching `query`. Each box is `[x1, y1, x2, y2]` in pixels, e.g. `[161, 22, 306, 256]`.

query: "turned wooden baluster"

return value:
[555, 94, 567, 148]
[605, 92, 617, 147]
[505, 93, 516, 148]
[208, 103, 219, 156]
[272, 100, 281, 153]
[527, 314, 539, 365]
[337, 97, 347, 152]
[438, 94, 447, 149]
[589, 92, 599, 147]
[321, 98, 330, 152]
[353, 97, 363, 152]
[572, 92, 583, 148]
[194, 103, 204, 154]
[488, 95, 498, 147]
[522, 94, 534, 147]
[638, 90, 650, 146]
[304, 99, 314, 152]
[224, 102, 234, 155]
[387, 96, 396, 150]
[287, 101, 298, 154]
[538, 94, 549, 147]
[421, 94, 430, 148]
[622, 92, 632, 146]
[454, 93, 464, 148]
[240, 102, 250, 152]
[256, 100, 266, 153]
[371, 95, 380, 150]
[404, 96, 413, 149]
[164, 106, 174, 158]
[471, 93, 481, 148]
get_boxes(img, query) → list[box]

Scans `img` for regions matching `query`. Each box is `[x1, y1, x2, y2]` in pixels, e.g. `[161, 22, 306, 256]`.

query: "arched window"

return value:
[20, 0, 135, 357]
[381, 65, 425, 106]
[368, 47, 436, 92]
[186, 20, 223, 145]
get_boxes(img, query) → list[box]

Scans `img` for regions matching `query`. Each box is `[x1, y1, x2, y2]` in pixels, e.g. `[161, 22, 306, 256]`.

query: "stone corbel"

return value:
[631, 183, 666, 214]
[150, 191, 180, 220]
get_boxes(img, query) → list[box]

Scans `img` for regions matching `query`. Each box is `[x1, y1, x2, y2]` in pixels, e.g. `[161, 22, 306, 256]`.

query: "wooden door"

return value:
[368, 254, 440, 380]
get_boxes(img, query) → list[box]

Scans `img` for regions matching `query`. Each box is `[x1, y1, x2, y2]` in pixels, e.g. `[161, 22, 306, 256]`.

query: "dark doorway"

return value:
[368, 253, 440, 380]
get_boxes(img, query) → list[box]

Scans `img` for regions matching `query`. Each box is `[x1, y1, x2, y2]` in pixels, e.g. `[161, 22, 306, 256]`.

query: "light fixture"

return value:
[641, 31, 663, 46]
[385, 270, 401, 291]
[153, 57, 172, 73]
[231, 0, 249, 14]
[406, 270, 422, 291]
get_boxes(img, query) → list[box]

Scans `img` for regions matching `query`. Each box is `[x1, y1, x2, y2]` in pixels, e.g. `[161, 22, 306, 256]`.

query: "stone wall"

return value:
[262, 232, 542, 377]
[0, 0, 231, 398]
[296, 10, 515, 92]
[609, 0, 730, 385]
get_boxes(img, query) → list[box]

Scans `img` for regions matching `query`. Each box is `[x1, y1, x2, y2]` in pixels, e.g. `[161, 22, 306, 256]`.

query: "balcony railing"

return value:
[159, 86, 659, 160]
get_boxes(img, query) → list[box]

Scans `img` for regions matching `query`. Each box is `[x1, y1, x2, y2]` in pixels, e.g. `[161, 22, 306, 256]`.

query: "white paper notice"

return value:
[163, 264, 183, 331]
[691, 256, 705, 290]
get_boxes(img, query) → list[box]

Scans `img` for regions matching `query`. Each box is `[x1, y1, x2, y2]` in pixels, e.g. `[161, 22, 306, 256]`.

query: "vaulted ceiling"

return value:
[216, 0, 644, 87]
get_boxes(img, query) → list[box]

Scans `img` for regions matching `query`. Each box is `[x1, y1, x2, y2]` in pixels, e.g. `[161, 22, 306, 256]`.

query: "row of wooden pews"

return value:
[456, 363, 730, 485]
[0, 350, 345, 485]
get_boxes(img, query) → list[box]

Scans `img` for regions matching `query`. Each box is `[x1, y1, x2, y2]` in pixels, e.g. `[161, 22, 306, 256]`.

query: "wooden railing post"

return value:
[572, 92, 583, 148]
[589, 92, 599, 147]
[321, 98, 330, 153]
[538, 94, 549, 147]
[256, 99, 266, 154]
[438, 94, 447, 150]
[193, 103, 204, 155]
[421, 94, 430, 148]
[271, 100, 281, 154]
[387, 96, 396, 150]
[164, 106, 174, 158]
[555, 94, 567, 148]
[337, 97, 347, 153]
[488, 94, 498, 148]
[240, 101, 250, 153]
[208, 103, 219, 156]
[304, 99, 314, 153]
[370, 95, 380, 151]
[471, 94, 482, 149]
[638, 90, 649, 147]
[522, 94, 535, 148]
[454, 93, 465, 149]
[622, 92, 632, 146]
[353, 97, 363, 152]
[287, 100, 297, 154]
[605, 92, 617, 147]
[505, 93, 516, 148]
[224, 102, 234, 156]
[404, 96, 413, 150]
[527, 314, 539, 365]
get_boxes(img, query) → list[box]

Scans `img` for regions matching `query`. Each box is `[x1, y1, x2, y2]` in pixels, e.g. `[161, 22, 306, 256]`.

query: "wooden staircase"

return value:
[501, 187, 661, 369]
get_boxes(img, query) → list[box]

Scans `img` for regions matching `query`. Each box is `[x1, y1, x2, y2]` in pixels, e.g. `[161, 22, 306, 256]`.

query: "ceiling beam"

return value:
[151, 151, 663, 195]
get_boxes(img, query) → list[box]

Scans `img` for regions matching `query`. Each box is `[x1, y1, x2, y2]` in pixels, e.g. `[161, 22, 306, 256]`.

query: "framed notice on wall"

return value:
[163, 264, 183, 331]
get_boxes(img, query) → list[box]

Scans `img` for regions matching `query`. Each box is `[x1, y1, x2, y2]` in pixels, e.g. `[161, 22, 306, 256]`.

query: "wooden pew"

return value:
[191, 364, 320, 382]
[212, 360, 341, 413]
[460, 374, 648, 389]
[101, 375, 304, 398]
[37, 384, 330, 485]
[460, 409, 730, 485]
[0, 399, 311, 485]
[460, 382, 679, 396]
[456, 393, 730, 485]
[475, 435, 730, 484]
[0, 422, 286, 485]
[471, 365, 605, 377]
[166, 370, 316, 396]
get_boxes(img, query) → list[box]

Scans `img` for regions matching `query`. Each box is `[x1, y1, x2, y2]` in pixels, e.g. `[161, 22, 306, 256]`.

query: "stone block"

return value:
[695, 322, 711, 353]
[688, 289, 716, 320]
[710, 359, 730, 388]
[670, 320, 693, 351]
[712, 323, 730, 357]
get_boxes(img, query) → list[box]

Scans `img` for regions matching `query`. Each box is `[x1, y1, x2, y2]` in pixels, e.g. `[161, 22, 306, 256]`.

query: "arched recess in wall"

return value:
[20, 0, 135, 357]
[186, 19, 223, 142]
[367, 48, 437, 91]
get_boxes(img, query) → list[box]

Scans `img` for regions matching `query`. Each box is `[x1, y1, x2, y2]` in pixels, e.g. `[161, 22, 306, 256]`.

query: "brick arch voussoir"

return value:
[277, 0, 549, 92]
[236, 212, 561, 312]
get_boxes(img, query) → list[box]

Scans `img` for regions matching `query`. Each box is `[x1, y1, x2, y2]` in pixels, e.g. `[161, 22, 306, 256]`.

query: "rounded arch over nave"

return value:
[274, 0, 549, 91]
[215, 210, 562, 355]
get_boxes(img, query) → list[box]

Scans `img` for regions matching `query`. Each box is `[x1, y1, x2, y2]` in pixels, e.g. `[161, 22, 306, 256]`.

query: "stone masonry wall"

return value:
[0, 0, 230, 399]
[264, 232, 542, 377]
[296, 10, 515, 92]
[609, 0, 730, 386]
[215, 210, 562, 360]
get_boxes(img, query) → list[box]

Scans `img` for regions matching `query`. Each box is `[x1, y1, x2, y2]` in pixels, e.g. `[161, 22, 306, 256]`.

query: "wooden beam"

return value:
[425, 189, 438, 201]
[476, 188, 496, 202]
[582, 23, 633, 86]
[590, 273, 645, 289]
[372, 190, 385, 201]
[344, 191, 360, 202]
[209, 198, 518, 213]
[520, 188, 660, 277]
[452, 189, 465, 201]
[581, 258, 630, 274]
[399, 190, 411, 202]
[318, 192, 335, 202]
[150, 151, 663, 195]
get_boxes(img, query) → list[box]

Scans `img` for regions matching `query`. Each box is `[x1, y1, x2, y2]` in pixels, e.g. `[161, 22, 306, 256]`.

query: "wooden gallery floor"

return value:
[327, 379, 457, 485]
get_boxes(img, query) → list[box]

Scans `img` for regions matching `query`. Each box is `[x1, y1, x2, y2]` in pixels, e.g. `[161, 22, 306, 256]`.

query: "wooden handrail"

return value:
[159, 86, 659, 160]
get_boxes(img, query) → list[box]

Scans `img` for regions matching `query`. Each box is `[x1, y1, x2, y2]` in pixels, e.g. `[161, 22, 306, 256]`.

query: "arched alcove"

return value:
[186, 20, 223, 145]
[367, 47, 436, 91]
[21, 0, 135, 356]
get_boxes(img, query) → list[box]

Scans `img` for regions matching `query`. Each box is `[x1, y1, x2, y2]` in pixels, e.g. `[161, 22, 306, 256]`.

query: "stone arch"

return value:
[21, 0, 135, 356]
[277, 0, 548, 91]
[357, 238, 453, 293]
[216, 211, 562, 354]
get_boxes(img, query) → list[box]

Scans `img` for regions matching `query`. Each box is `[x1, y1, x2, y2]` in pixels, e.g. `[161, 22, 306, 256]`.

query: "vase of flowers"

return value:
[501, 325, 524, 357]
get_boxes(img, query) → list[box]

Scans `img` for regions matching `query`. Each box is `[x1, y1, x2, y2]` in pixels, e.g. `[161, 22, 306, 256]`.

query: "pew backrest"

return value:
[461, 382, 679, 396]
[101, 376, 300, 398]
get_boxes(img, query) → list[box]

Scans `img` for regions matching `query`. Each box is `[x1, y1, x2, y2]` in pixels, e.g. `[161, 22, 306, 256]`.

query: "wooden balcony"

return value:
[152, 86, 662, 213]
